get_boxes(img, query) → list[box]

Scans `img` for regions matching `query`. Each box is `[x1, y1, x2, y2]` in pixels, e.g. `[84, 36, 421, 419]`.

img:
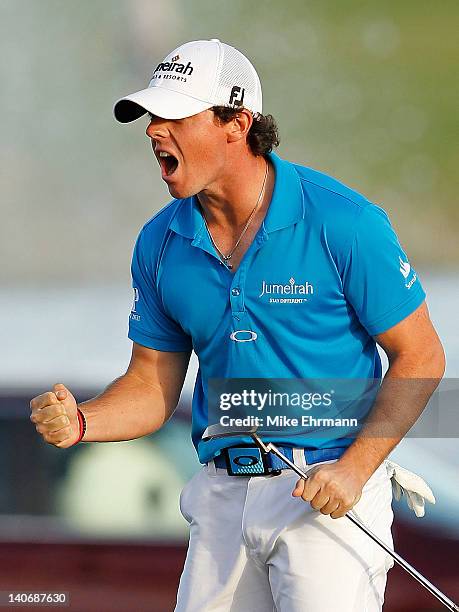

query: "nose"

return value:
[146, 115, 169, 141]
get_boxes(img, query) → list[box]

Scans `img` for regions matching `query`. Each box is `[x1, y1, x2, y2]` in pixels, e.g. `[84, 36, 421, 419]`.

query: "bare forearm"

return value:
[340, 346, 445, 481]
[78, 371, 172, 442]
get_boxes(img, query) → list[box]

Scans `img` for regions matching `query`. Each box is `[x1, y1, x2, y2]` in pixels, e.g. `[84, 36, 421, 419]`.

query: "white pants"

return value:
[175, 460, 394, 612]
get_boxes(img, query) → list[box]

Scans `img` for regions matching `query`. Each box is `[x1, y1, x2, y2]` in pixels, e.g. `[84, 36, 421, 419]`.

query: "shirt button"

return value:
[231, 288, 240, 296]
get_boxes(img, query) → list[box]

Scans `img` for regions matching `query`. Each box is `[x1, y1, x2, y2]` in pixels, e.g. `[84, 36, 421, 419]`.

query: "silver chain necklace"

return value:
[201, 160, 269, 270]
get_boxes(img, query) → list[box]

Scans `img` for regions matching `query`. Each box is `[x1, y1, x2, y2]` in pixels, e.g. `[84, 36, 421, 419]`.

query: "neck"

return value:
[197, 152, 273, 228]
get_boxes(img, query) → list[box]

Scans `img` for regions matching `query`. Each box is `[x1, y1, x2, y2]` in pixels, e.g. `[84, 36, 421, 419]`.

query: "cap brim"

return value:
[113, 86, 213, 123]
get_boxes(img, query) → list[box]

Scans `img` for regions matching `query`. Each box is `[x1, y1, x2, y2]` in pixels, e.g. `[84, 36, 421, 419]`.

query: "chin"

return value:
[167, 183, 196, 200]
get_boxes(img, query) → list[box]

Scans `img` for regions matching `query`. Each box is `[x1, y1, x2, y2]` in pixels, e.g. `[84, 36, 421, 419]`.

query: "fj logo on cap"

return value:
[171, 54, 180, 62]
[229, 85, 245, 107]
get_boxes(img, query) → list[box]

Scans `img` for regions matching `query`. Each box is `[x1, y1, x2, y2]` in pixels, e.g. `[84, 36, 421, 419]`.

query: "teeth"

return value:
[159, 151, 171, 157]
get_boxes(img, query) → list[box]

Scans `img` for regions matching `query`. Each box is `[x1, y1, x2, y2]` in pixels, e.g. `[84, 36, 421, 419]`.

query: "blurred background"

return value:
[1, 0, 458, 610]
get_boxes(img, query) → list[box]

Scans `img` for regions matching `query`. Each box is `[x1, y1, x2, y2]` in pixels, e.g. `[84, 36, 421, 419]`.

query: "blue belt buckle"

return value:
[224, 446, 281, 476]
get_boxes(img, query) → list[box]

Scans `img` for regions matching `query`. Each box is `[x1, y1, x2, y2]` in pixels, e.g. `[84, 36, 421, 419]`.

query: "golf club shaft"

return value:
[265, 442, 459, 612]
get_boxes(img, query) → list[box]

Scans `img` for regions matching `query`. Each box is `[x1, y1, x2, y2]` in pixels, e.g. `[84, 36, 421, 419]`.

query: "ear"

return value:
[226, 109, 253, 144]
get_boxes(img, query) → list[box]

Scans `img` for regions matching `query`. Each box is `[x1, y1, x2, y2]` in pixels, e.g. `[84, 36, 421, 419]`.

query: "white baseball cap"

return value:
[113, 39, 262, 123]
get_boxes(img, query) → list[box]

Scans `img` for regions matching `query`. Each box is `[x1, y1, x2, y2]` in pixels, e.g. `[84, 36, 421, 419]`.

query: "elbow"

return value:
[432, 340, 446, 380]
[388, 337, 446, 381]
[417, 337, 446, 381]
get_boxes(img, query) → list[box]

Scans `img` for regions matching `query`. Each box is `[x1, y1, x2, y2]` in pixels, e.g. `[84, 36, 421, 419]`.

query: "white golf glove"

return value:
[385, 460, 436, 518]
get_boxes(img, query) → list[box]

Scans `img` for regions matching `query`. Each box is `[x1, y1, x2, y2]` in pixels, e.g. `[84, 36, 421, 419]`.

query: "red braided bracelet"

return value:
[73, 408, 87, 445]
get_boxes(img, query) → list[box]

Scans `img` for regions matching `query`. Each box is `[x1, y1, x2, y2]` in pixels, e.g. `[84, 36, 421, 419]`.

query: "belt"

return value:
[212, 445, 345, 476]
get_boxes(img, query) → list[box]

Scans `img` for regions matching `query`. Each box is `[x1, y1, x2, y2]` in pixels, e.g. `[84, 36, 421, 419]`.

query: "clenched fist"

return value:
[30, 383, 80, 448]
[292, 460, 366, 519]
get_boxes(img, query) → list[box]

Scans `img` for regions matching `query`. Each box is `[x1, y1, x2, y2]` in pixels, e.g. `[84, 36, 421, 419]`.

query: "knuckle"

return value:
[325, 481, 336, 493]
[316, 475, 329, 488]
[58, 415, 69, 427]
[37, 421, 48, 433]
[53, 427, 70, 442]
[46, 430, 64, 444]
[48, 407, 61, 420]
[310, 471, 322, 483]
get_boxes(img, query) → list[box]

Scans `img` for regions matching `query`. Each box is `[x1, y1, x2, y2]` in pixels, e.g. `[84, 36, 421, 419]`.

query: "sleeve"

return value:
[128, 230, 193, 352]
[342, 204, 426, 336]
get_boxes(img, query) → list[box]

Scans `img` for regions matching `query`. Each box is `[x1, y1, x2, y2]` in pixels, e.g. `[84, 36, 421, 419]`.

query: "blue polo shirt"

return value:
[128, 152, 425, 463]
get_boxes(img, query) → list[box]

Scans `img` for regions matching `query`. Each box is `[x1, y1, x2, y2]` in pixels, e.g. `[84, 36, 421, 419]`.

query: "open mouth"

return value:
[158, 151, 179, 177]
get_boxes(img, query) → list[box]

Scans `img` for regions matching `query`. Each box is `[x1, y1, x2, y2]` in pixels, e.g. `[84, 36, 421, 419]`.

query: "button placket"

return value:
[230, 260, 247, 314]
[230, 281, 243, 313]
[228, 229, 268, 325]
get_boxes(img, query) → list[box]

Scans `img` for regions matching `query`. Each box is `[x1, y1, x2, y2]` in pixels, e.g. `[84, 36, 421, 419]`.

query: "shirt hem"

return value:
[364, 286, 426, 336]
[128, 329, 192, 352]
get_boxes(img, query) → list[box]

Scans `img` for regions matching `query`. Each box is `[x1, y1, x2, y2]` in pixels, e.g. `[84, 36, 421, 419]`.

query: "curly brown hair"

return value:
[211, 106, 280, 157]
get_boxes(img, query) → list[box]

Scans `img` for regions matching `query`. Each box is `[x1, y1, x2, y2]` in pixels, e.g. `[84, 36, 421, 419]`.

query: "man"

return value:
[30, 39, 445, 611]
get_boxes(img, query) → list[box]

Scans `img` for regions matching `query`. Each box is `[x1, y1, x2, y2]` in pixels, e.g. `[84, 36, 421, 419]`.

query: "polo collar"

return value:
[169, 152, 305, 239]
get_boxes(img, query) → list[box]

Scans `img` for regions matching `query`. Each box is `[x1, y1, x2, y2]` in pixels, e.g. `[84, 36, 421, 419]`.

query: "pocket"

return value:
[354, 465, 394, 533]
[179, 469, 202, 524]
[362, 462, 391, 494]
[179, 478, 193, 523]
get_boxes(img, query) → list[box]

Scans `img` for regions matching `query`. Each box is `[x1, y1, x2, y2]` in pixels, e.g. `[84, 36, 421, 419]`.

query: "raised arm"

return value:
[30, 342, 191, 448]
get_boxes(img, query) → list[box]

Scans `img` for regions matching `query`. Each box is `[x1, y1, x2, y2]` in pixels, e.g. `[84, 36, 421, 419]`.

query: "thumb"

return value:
[53, 383, 76, 413]
[292, 478, 305, 497]
[53, 383, 69, 401]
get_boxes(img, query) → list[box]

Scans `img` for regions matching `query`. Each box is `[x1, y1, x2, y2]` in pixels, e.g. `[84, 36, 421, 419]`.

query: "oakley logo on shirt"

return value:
[230, 330, 258, 342]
